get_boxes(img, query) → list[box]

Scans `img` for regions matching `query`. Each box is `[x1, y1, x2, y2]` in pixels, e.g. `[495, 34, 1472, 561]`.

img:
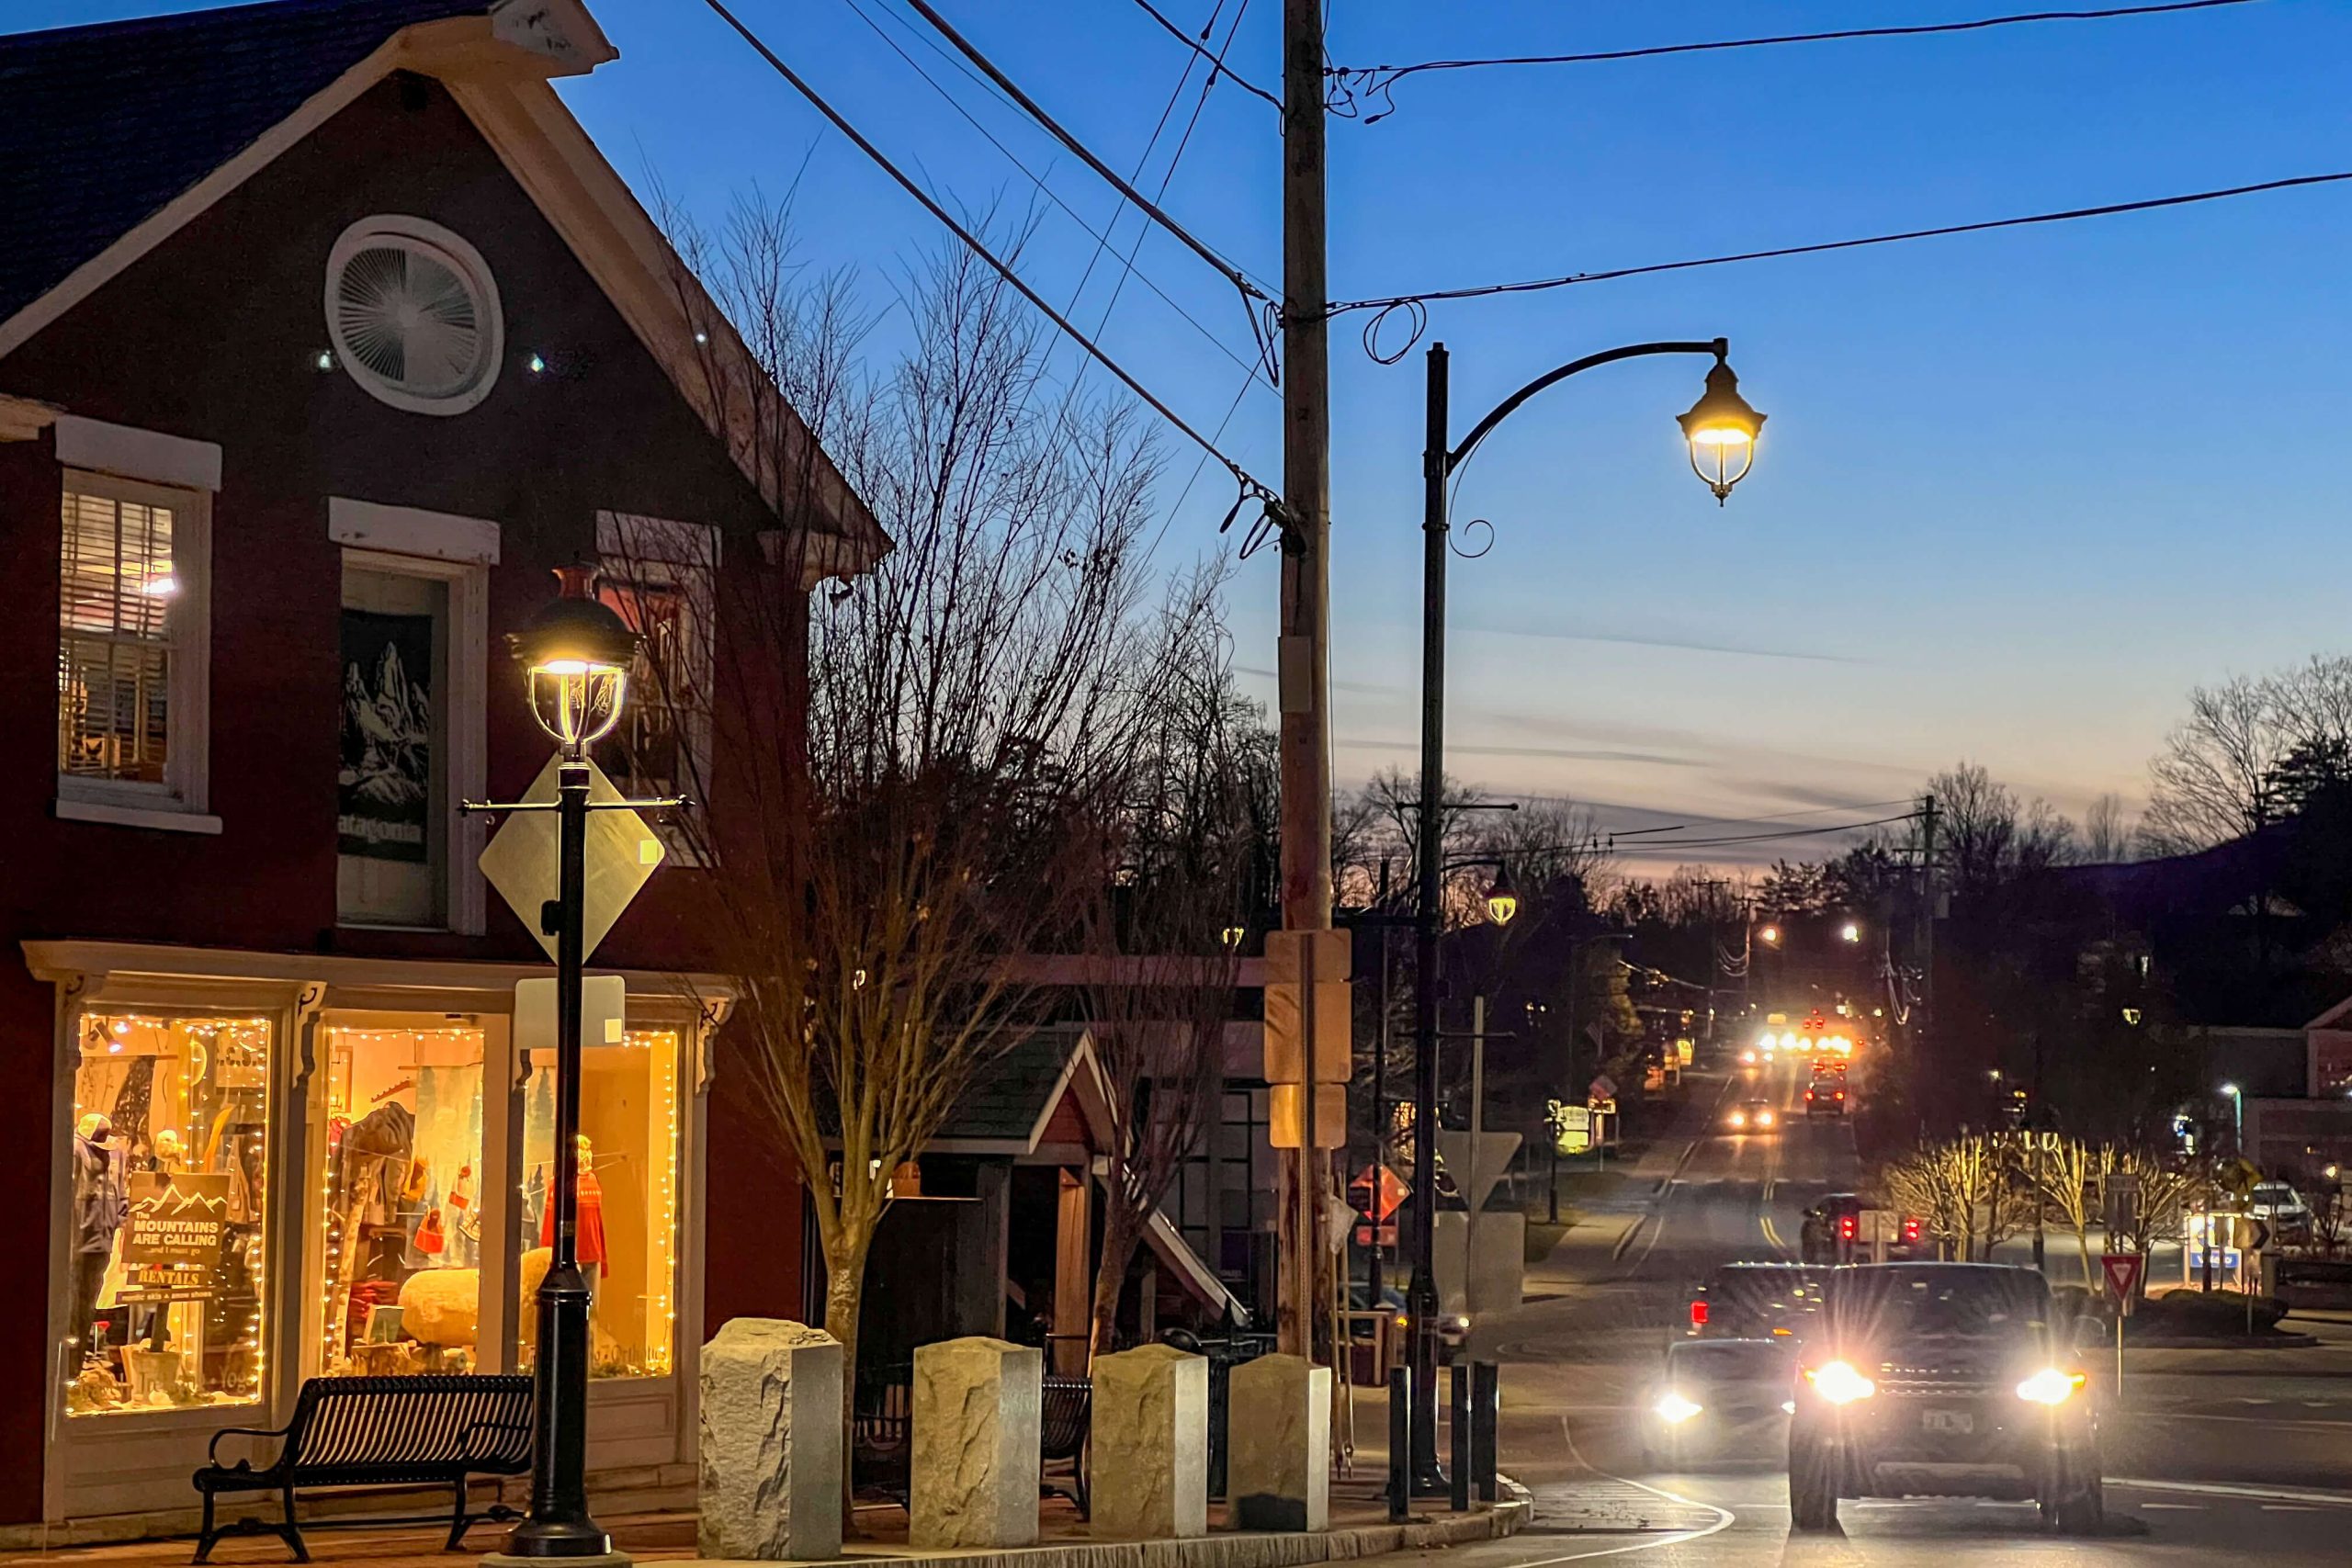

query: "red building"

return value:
[0, 0, 880, 1534]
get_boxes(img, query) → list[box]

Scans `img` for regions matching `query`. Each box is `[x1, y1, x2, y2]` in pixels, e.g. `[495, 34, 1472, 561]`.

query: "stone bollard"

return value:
[1226, 1353, 1329, 1532]
[1089, 1343, 1208, 1540]
[911, 1337, 1043, 1549]
[698, 1318, 843, 1560]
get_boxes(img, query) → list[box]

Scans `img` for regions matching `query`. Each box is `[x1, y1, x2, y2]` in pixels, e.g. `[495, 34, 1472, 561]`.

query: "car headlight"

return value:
[1740, 1050, 1757, 1064]
[1781, 1400, 1798, 1414]
[1441, 1314, 1471, 1334]
[1728, 1111, 1747, 1128]
[1757, 1111, 1774, 1127]
[1654, 1392, 1703, 1425]
[1805, 1360, 1876, 1404]
[2016, 1368, 2084, 1406]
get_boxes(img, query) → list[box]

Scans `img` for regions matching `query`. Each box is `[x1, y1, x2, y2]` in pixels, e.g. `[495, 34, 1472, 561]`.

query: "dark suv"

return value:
[1789, 1263, 2102, 1532]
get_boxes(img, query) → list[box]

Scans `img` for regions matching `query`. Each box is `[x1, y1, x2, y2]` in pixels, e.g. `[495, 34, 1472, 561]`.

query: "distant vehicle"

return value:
[1804, 1079, 1849, 1117]
[1689, 1261, 1828, 1342]
[1789, 1263, 2104, 1532]
[1726, 1099, 1778, 1133]
[1801, 1194, 1923, 1263]
[1641, 1337, 1798, 1468]
[1348, 1280, 1468, 1360]
[1810, 1056, 1849, 1078]
[2248, 1181, 2311, 1227]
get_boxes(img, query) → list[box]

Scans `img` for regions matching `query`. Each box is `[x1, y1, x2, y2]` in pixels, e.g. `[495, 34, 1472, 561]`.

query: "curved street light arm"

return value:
[1446, 337, 1727, 476]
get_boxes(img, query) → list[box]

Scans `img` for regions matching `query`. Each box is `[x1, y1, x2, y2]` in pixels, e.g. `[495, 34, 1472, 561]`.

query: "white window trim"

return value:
[338, 541, 490, 935]
[54, 414, 221, 492]
[596, 513, 716, 861]
[55, 468, 213, 821]
[328, 495, 501, 565]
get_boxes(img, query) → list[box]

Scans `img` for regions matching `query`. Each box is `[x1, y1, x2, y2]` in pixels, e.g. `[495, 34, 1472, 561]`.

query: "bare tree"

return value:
[2141, 674, 2294, 855]
[618, 197, 1225, 1483]
[2082, 794, 2136, 865]
[1881, 1134, 2023, 1261]
[1075, 661, 1253, 1359]
[2030, 1134, 2101, 1287]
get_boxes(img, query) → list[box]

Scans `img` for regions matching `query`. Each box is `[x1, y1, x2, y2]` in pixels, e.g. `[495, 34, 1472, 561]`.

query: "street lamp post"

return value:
[475, 569, 674, 1564]
[1408, 336, 1762, 1489]
[2221, 1082, 2244, 1156]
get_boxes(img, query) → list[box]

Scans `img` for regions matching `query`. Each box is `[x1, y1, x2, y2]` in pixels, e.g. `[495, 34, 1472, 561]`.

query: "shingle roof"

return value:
[937, 1025, 1088, 1144]
[0, 0, 492, 325]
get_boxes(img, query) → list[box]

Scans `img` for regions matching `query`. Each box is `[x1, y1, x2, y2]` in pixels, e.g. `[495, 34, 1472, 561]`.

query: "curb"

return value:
[833, 1495, 1529, 1568]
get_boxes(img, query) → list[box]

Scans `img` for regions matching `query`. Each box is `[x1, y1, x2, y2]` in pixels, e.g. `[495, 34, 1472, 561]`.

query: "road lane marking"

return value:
[2114, 1478, 2352, 1507]
[2134, 1503, 2204, 1510]
[1496, 1417, 1735, 1565]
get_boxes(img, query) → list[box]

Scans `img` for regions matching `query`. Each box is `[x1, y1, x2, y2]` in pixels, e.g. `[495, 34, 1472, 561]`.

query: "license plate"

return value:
[1922, 1409, 1973, 1434]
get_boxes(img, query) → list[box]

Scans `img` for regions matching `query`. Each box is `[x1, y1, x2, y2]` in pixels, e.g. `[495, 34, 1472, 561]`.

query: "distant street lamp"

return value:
[1758, 923, 1781, 946]
[1407, 334, 1762, 1490]
[1839, 920, 1862, 943]
[1483, 862, 1520, 927]
[2221, 1082, 2244, 1156]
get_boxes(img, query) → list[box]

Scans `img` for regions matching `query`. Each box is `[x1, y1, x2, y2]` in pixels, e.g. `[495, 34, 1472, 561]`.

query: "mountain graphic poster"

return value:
[339, 608, 434, 863]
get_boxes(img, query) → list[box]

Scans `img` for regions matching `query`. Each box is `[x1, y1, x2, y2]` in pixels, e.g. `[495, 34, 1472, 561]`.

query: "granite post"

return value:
[910, 1337, 1043, 1549]
[1089, 1343, 1208, 1539]
[1227, 1353, 1329, 1531]
[697, 1318, 843, 1560]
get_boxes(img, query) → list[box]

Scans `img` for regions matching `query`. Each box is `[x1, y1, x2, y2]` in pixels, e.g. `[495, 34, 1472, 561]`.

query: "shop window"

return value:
[315, 1025, 487, 1376]
[338, 564, 450, 926]
[65, 1014, 271, 1416]
[517, 1028, 683, 1379]
[56, 473, 211, 816]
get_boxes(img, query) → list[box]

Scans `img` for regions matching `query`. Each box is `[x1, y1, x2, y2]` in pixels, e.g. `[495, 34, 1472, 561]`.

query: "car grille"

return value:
[1877, 1375, 1997, 1398]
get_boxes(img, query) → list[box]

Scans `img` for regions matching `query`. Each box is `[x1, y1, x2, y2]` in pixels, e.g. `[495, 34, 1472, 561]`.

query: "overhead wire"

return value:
[1613, 810, 1922, 852]
[1328, 0, 2267, 121]
[1327, 169, 2352, 347]
[831, 0, 1273, 387]
[699, 0, 1284, 512]
[896, 0, 1277, 303]
[1125, 0, 1283, 109]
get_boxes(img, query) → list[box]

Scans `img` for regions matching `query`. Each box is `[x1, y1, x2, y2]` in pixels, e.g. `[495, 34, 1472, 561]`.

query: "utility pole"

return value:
[1917, 793, 1939, 1049]
[1275, 0, 1334, 1362]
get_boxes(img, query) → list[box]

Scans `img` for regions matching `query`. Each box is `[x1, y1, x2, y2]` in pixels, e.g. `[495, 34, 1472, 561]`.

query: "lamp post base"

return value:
[482, 1551, 631, 1568]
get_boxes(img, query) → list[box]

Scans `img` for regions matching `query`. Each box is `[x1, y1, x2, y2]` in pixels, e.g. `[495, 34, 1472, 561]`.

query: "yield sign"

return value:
[478, 755, 666, 963]
[2100, 1252, 2144, 1313]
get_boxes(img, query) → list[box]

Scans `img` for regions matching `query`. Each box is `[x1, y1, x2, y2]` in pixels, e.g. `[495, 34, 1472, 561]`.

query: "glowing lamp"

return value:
[509, 565, 639, 756]
[1677, 354, 1766, 503]
[1758, 924, 1781, 945]
[1485, 863, 1520, 926]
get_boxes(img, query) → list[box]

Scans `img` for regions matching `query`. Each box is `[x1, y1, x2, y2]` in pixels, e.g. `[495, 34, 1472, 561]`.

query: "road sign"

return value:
[1589, 1073, 1617, 1103]
[1437, 1131, 1521, 1213]
[478, 756, 666, 963]
[2100, 1252, 2144, 1314]
[1350, 1164, 1408, 1223]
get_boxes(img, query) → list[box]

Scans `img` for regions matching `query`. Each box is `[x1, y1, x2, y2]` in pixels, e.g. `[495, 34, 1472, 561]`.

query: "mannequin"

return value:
[71, 1113, 126, 1361]
[538, 1133, 606, 1295]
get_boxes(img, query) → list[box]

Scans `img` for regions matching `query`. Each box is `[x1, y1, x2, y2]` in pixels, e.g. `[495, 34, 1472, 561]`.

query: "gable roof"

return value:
[0, 0, 883, 572]
[0, 0, 497, 323]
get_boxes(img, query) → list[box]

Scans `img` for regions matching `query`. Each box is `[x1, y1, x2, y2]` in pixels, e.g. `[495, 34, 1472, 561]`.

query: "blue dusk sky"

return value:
[22, 0, 2352, 864]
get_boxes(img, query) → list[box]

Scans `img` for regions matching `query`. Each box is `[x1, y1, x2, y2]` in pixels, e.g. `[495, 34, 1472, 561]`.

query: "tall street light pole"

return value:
[1408, 337, 1765, 1488]
[476, 570, 684, 1565]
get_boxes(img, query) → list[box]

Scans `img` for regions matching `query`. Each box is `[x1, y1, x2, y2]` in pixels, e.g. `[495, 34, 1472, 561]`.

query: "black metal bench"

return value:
[1040, 1374, 1091, 1517]
[192, 1375, 533, 1562]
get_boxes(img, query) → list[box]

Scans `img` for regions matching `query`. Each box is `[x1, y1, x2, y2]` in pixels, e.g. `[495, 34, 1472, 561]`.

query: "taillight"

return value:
[1690, 1300, 1709, 1327]
[1902, 1217, 1921, 1242]
[1838, 1215, 1858, 1240]
[1835, 1090, 1846, 1100]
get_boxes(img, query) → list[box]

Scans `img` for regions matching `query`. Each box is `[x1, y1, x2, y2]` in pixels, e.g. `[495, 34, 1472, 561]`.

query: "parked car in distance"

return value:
[1788, 1263, 2104, 1532]
[1642, 1337, 1799, 1468]
[2249, 1180, 2311, 1228]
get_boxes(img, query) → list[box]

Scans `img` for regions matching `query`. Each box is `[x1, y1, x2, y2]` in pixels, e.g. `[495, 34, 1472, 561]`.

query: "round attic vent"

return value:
[324, 217, 503, 415]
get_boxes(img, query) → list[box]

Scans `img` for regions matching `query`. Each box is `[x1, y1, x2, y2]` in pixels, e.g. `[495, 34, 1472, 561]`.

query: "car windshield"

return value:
[1669, 1342, 1793, 1382]
[1832, 1267, 2050, 1342]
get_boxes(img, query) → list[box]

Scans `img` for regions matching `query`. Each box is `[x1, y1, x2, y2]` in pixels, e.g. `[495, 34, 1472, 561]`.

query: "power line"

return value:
[1329, 1, 2267, 122]
[700, 0, 1284, 511]
[896, 0, 1276, 302]
[1125, 0, 1283, 109]
[1327, 168, 2352, 332]
[1613, 810, 1920, 852]
[1589, 798, 1918, 839]
[830, 0, 1272, 386]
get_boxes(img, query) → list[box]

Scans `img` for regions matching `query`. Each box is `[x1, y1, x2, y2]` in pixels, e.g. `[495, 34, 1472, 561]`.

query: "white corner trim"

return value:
[0, 394, 63, 442]
[330, 496, 502, 565]
[54, 798, 224, 835]
[53, 415, 221, 492]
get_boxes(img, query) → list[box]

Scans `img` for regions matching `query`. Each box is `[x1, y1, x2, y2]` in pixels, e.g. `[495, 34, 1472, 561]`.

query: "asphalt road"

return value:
[1433, 1055, 2352, 1567]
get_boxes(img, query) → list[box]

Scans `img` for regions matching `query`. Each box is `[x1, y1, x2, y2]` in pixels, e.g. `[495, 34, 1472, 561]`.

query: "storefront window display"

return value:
[64, 1013, 273, 1417]
[517, 1029, 681, 1379]
[314, 1025, 486, 1377]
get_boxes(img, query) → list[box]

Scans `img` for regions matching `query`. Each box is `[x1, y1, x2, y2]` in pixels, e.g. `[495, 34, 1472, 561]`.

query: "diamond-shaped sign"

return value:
[479, 755, 666, 963]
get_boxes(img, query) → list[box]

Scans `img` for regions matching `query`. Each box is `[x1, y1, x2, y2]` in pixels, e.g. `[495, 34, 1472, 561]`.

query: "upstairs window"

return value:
[594, 513, 715, 818]
[57, 473, 210, 818]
